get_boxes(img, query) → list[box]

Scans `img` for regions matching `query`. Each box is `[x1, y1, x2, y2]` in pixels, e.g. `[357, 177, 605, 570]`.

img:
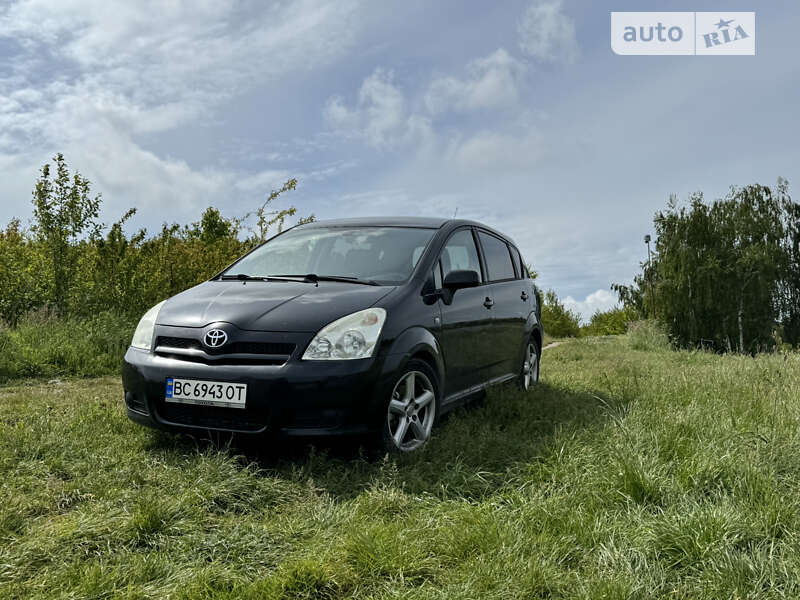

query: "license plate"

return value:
[165, 378, 247, 409]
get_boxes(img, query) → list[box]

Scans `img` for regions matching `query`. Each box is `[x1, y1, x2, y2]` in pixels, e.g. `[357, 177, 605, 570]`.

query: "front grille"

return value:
[156, 401, 268, 432]
[155, 352, 287, 366]
[225, 341, 296, 356]
[154, 336, 296, 366]
[157, 336, 201, 350]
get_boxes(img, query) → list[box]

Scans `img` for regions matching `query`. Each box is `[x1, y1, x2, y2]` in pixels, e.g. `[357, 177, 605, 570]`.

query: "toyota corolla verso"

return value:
[122, 217, 543, 452]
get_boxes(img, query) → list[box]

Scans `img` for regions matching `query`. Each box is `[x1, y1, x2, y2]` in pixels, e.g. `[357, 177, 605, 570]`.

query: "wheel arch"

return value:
[382, 326, 445, 388]
[531, 327, 542, 353]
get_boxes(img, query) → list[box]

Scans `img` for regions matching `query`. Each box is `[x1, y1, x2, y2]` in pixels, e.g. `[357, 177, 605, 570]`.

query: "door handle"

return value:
[483, 297, 494, 309]
[521, 291, 529, 301]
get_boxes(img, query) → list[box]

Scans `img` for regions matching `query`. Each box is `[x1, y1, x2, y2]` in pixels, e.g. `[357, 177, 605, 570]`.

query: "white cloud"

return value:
[445, 128, 544, 171]
[324, 51, 541, 165]
[563, 289, 619, 322]
[2, 0, 361, 113]
[324, 69, 434, 149]
[0, 0, 363, 222]
[424, 48, 526, 114]
[518, 0, 579, 63]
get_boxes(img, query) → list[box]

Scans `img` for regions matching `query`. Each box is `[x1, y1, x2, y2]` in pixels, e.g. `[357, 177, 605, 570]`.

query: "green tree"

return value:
[541, 289, 581, 338]
[250, 178, 315, 242]
[581, 306, 636, 337]
[778, 179, 800, 345]
[31, 154, 101, 314]
[0, 220, 48, 325]
[616, 180, 792, 352]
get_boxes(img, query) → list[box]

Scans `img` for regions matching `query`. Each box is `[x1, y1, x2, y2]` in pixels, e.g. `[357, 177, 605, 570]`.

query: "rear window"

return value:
[478, 231, 515, 282]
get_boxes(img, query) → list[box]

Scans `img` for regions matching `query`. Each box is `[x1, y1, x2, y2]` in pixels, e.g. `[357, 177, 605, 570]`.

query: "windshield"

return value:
[224, 226, 436, 285]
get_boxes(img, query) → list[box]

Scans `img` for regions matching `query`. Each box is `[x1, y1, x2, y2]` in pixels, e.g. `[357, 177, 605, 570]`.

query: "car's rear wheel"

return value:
[382, 359, 439, 452]
[519, 339, 540, 391]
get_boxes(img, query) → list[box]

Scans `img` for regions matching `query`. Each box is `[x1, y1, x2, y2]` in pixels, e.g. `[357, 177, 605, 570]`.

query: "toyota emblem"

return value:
[204, 329, 228, 348]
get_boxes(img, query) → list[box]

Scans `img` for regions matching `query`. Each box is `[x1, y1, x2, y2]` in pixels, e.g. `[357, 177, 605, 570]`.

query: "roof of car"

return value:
[295, 216, 515, 245]
[298, 216, 450, 229]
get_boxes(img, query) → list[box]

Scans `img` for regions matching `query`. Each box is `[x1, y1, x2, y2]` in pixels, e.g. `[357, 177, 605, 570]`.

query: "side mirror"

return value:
[443, 270, 480, 291]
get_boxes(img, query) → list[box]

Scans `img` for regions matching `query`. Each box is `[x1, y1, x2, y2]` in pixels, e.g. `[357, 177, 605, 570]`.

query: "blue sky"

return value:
[1, 0, 798, 319]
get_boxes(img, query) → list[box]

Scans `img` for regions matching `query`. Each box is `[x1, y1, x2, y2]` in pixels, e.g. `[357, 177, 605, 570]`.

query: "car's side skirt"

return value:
[441, 372, 517, 409]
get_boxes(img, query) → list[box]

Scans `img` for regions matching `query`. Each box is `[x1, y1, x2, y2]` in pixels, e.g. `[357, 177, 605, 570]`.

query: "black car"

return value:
[122, 217, 543, 452]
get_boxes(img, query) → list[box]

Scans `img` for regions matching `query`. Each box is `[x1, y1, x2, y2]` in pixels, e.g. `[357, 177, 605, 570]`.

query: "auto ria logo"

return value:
[611, 12, 755, 55]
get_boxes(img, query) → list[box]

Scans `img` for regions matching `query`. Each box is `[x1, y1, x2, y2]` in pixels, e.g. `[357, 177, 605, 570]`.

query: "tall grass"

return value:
[627, 319, 671, 351]
[1, 338, 799, 598]
[0, 311, 135, 382]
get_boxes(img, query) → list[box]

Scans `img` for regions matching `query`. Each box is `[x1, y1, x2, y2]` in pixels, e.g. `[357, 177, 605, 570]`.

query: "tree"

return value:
[541, 289, 581, 338]
[615, 180, 793, 352]
[31, 154, 101, 314]
[249, 178, 315, 242]
[777, 178, 800, 344]
[0, 220, 48, 325]
[581, 306, 636, 337]
[3, 155, 314, 323]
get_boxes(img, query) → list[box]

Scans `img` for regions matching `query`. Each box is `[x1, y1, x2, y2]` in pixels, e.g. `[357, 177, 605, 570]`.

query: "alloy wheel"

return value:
[387, 370, 436, 451]
[522, 342, 540, 390]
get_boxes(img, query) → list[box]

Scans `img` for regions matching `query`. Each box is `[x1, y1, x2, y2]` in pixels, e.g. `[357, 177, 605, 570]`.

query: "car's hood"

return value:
[158, 280, 396, 332]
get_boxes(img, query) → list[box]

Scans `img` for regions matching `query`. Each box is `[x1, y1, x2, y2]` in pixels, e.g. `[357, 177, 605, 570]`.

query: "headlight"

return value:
[130, 301, 166, 351]
[302, 308, 386, 360]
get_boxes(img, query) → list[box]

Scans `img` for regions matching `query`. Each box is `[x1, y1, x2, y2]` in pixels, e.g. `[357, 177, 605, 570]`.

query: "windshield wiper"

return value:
[219, 273, 286, 282]
[271, 273, 380, 286]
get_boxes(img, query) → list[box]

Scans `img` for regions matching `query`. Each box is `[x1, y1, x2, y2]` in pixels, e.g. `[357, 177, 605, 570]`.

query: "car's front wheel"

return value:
[382, 359, 439, 452]
[519, 339, 540, 391]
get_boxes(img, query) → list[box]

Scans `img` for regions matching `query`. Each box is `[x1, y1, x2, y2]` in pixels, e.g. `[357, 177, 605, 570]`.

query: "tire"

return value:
[380, 359, 440, 453]
[518, 338, 540, 391]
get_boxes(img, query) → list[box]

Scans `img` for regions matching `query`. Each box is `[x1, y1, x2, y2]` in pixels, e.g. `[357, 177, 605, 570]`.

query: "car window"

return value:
[226, 226, 436, 285]
[518, 252, 529, 278]
[509, 245, 522, 279]
[478, 231, 516, 282]
[440, 229, 482, 283]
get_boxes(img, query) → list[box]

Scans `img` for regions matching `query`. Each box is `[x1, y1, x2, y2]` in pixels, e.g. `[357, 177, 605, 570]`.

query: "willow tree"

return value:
[615, 180, 793, 352]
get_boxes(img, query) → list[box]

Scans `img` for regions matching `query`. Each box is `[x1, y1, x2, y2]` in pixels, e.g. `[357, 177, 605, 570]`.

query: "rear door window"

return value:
[478, 231, 516, 282]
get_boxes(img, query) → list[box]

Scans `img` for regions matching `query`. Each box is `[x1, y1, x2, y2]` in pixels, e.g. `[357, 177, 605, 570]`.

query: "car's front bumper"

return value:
[122, 347, 393, 436]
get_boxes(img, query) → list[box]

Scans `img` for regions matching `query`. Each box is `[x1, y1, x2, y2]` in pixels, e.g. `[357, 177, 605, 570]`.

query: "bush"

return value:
[541, 290, 581, 338]
[581, 306, 637, 337]
[0, 155, 309, 326]
[627, 320, 671, 351]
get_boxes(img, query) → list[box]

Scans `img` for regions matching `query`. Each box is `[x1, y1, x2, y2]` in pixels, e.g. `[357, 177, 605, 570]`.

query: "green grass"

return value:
[0, 311, 135, 383]
[2, 336, 800, 598]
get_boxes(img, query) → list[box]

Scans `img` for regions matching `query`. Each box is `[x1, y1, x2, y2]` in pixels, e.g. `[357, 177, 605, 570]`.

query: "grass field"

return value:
[2, 335, 800, 599]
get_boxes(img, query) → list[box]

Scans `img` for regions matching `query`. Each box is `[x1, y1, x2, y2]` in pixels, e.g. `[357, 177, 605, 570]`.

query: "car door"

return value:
[436, 228, 495, 396]
[476, 230, 528, 378]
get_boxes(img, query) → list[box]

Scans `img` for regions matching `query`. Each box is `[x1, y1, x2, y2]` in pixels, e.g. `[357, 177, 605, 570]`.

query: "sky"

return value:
[1, 0, 798, 320]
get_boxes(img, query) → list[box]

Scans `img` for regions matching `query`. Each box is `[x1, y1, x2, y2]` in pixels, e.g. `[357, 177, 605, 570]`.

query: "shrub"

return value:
[541, 290, 581, 338]
[627, 320, 671, 351]
[0, 154, 309, 325]
[582, 306, 637, 337]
